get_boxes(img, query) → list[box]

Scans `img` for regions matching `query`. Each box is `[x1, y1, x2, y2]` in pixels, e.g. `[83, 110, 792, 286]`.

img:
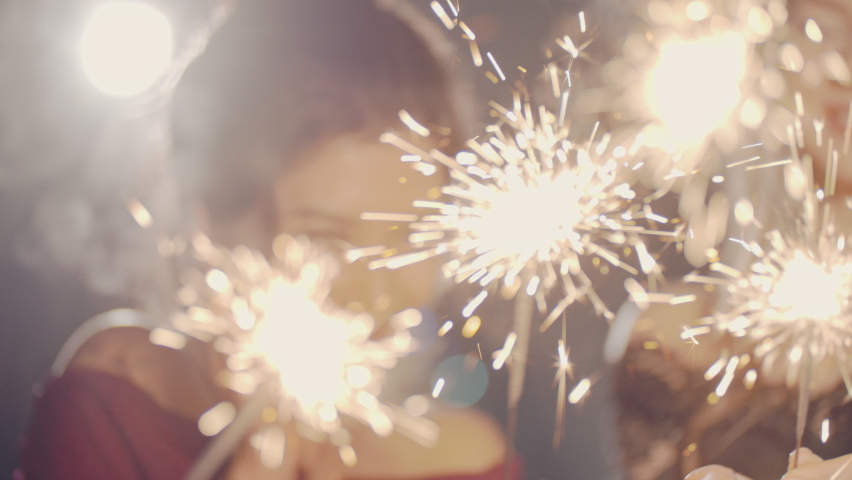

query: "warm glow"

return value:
[769, 252, 846, 322]
[645, 32, 747, 145]
[81, 1, 173, 96]
[463, 171, 583, 260]
[255, 278, 349, 409]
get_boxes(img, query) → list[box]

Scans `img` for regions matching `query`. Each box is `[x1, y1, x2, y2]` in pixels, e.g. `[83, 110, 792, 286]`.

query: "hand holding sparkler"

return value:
[174, 233, 436, 480]
[783, 448, 852, 480]
[684, 448, 852, 480]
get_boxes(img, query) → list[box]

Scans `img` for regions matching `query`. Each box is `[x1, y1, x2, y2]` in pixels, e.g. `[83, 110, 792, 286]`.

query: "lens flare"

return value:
[645, 32, 747, 146]
[81, 1, 173, 96]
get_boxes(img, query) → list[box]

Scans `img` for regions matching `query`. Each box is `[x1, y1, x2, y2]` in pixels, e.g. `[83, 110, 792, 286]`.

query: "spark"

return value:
[372, 92, 674, 331]
[492, 332, 517, 370]
[688, 108, 852, 400]
[698, 235, 852, 391]
[687, 108, 852, 465]
[486, 51, 506, 81]
[430, 1, 454, 30]
[682, 326, 700, 345]
[468, 40, 483, 67]
[360, 212, 419, 222]
[398, 110, 430, 137]
[568, 378, 591, 404]
[745, 160, 793, 171]
[726, 156, 763, 168]
[445, 0, 458, 17]
[198, 401, 236, 436]
[174, 233, 436, 453]
[127, 199, 153, 229]
[432, 378, 445, 398]
[553, 340, 574, 384]
[458, 20, 475, 40]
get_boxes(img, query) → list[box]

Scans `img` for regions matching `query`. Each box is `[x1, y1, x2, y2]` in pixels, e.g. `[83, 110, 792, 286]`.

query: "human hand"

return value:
[225, 422, 302, 480]
[782, 448, 852, 480]
[685, 465, 754, 480]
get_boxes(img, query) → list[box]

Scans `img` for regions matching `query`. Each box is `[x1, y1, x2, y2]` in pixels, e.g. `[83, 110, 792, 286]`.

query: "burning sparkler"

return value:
[594, 0, 789, 190]
[370, 96, 673, 331]
[171, 233, 436, 477]
[362, 9, 687, 460]
[361, 90, 683, 465]
[683, 105, 852, 466]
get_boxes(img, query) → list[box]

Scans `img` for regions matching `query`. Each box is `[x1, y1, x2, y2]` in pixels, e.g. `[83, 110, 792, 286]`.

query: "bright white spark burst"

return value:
[698, 230, 852, 392]
[172, 233, 435, 453]
[685, 111, 852, 398]
[368, 93, 674, 331]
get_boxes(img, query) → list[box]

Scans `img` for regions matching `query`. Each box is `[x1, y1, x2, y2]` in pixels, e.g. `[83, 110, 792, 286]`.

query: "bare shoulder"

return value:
[66, 326, 158, 378]
[66, 326, 220, 419]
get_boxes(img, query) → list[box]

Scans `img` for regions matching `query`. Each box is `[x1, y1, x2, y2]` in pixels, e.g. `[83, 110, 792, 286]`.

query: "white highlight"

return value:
[81, 2, 173, 96]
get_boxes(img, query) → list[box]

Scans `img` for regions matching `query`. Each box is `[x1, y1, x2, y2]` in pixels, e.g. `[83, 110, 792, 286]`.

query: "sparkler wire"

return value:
[793, 337, 812, 470]
[505, 290, 533, 480]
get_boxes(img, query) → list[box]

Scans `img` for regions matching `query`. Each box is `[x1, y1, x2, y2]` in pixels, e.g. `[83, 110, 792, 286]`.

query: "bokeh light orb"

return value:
[431, 354, 489, 408]
[81, 1, 173, 97]
[645, 31, 747, 146]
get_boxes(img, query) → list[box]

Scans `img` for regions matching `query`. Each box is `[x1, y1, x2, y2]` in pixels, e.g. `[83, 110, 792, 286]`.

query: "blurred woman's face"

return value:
[272, 132, 447, 334]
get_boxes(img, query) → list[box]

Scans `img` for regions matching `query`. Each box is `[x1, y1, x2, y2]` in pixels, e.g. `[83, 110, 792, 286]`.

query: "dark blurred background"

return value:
[0, 1, 630, 478]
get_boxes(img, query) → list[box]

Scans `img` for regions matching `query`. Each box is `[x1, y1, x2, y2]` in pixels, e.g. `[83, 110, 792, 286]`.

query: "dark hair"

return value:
[171, 0, 466, 221]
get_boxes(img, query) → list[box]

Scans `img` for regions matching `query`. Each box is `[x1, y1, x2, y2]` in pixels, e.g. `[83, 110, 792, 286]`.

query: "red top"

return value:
[17, 370, 522, 480]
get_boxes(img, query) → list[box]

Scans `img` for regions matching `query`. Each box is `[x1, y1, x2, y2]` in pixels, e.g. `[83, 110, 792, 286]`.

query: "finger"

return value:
[788, 448, 824, 471]
[685, 465, 752, 480]
[226, 423, 300, 480]
[783, 453, 852, 480]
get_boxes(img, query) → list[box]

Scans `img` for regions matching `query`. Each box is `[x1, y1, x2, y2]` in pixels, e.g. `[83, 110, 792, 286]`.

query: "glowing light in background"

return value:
[81, 1, 173, 96]
[645, 32, 747, 146]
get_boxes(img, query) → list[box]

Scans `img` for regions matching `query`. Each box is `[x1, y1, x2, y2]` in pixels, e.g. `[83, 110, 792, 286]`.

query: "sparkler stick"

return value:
[793, 337, 812, 469]
[685, 104, 852, 462]
[505, 290, 533, 480]
[412, 6, 682, 452]
[367, 100, 679, 449]
[364, 7, 691, 451]
[552, 317, 572, 449]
